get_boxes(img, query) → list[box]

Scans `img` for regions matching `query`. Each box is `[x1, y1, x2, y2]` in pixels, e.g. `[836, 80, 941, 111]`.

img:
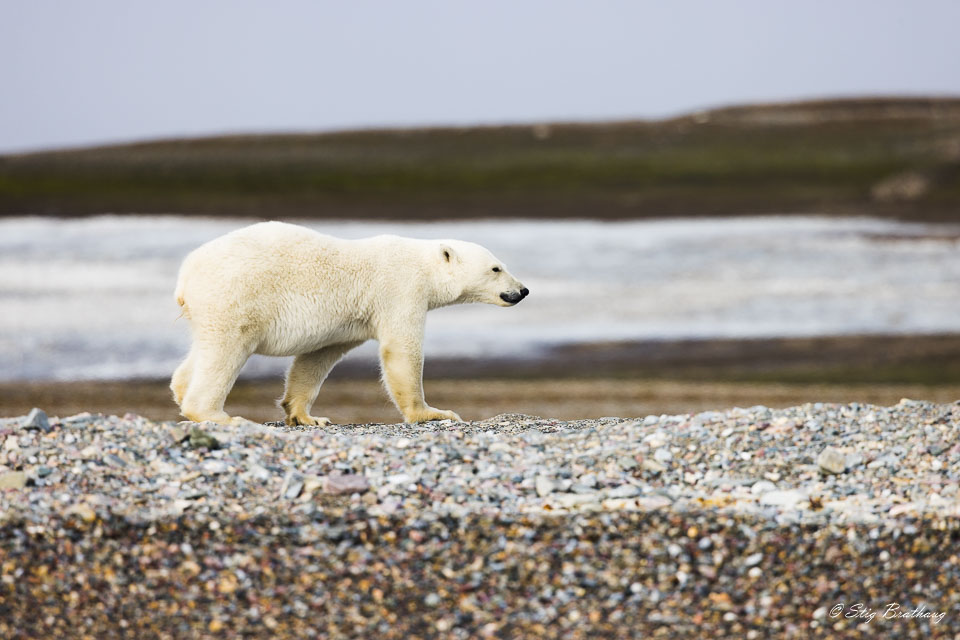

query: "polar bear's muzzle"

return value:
[499, 287, 530, 305]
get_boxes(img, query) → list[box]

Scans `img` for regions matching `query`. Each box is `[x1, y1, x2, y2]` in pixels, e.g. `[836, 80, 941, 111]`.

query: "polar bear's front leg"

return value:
[281, 341, 363, 426]
[379, 339, 462, 424]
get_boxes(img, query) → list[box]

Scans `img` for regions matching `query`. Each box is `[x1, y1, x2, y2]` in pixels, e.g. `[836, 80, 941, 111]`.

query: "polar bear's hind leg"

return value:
[170, 349, 195, 405]
[178, 339, 254, 425]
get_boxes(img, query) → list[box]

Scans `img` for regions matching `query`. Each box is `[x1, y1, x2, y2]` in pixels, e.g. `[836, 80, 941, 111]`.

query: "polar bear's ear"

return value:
[440, 244, 458, 263]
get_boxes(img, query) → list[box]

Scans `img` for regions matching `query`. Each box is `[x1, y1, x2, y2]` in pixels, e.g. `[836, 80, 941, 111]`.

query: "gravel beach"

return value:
[1, 399, 958, 638]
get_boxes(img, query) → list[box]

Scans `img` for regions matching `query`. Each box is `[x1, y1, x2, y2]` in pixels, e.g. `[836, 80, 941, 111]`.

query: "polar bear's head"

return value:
[438, 240, 529, 307]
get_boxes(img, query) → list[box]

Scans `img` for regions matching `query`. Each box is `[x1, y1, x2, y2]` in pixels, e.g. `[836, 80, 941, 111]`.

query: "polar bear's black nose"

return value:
[520, 287, 529, 298]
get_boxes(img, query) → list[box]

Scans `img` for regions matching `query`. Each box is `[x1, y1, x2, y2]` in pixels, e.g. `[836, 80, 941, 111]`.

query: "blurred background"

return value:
[2, 1, 959, 422]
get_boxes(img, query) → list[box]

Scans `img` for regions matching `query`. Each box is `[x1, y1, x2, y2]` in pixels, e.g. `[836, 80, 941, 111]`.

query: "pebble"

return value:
[301, 475, 324, 498]
[642, 459, 666, 474]
[200, 460, 230, 475]
[817, 446, 847, 474]
[868, 454, 899, 469]
[535, 475, 555, 497]
[653, 448, 673, 463]
[577, 473, 598, 488]
[607, 484, 641, 499]
[636, 495, 673, 510]
[750, 480, 776, 495]
[759, 490, 806, 508]
[744, 552, 764, 567]
[845, 452, 864, 468]
[554, 493, 598, 509]
[63, 502, 97, 523]
[928, 441, 948, 456]
[103, 453, 128, 468]
[21, 408, 51, 433]
[188, 427, 221, 450]
[324, 474, 370, 495]
[280, 472, 305, 500]
[386, 472, 414, 485]
[0, 470, 26, 489]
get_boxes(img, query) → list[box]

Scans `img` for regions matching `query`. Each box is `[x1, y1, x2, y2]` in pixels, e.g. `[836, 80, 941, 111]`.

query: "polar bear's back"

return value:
[177, 222, 337, 301]
[201, 220, 338, 257]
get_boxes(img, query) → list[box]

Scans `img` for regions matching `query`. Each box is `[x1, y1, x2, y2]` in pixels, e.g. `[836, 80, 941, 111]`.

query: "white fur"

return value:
[170, 221, 527, 425]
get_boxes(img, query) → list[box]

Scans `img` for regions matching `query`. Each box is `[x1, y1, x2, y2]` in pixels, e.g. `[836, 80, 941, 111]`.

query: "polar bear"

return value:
[170, 221, 528, 426]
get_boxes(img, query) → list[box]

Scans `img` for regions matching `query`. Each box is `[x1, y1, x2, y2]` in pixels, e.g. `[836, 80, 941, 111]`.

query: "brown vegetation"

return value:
[2, 97, 959, 221]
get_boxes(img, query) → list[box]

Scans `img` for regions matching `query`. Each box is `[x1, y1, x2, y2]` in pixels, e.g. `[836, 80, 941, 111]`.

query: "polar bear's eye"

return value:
[492, 267, 501, 273]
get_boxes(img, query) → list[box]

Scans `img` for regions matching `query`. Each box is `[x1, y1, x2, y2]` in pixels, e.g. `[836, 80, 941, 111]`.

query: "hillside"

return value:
[2, 97, 960, 220]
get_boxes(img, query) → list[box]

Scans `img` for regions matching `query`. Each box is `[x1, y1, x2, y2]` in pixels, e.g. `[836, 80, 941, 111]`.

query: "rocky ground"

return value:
[1, 399, 958, 638]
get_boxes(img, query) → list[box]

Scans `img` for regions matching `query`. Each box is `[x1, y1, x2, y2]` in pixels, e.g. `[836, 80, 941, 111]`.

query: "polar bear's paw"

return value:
[407, 408, 463, 423]
[286, 413, 332, 427]
[182, 409, 255, 427]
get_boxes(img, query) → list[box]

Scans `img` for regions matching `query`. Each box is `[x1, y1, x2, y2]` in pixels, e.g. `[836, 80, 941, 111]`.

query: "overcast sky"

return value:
[2, 0, 959, 153]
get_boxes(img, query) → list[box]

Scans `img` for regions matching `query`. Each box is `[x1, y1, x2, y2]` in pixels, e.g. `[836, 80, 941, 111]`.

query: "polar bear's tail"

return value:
[174, 271, 191, 320]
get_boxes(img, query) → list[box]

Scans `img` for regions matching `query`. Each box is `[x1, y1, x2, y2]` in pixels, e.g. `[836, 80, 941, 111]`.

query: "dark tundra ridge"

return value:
[2, 97, 960, 221]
